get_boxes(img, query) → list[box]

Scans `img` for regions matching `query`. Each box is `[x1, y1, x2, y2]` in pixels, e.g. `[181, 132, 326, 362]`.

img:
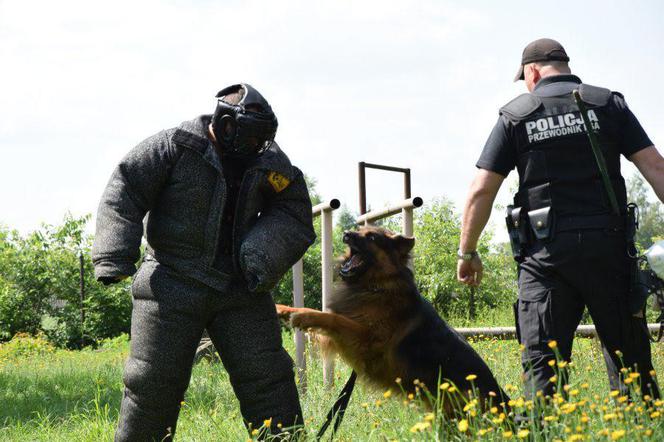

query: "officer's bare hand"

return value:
[457, 256, 483, 287]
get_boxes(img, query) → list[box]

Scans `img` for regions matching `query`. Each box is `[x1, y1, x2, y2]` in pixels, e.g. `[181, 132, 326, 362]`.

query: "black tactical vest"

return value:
[500, 83, 627, 217]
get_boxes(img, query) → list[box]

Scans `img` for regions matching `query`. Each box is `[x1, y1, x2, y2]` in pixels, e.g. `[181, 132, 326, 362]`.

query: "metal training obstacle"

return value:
[289, 162, 423, 391]
[456, 323, 664, 339]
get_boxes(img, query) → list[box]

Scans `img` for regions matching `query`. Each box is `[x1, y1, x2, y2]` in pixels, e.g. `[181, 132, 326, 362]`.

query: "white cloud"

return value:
[0, 0, 662, 236]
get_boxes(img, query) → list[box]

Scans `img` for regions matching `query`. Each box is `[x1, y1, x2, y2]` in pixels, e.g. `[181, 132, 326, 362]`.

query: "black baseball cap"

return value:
[514, 38, 570, 81]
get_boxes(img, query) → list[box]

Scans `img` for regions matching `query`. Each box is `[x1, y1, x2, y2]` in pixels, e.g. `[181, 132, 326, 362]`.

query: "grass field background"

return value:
[1, 329, 664, 441]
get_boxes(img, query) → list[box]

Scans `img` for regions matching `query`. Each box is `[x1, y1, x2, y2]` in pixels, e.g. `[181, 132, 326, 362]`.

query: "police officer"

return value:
[457, 38, 664, 400]
[92, 84, 316, 440]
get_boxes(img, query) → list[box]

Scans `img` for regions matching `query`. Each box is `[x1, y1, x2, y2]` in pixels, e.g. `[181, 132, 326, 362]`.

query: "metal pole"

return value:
[321, 208, 335, 388]
[292, 259, 307, 392]
[358, 162, 367, 215]
[79, 252, 85, 348]
[402, 206, 414, 270]
[403, 168, 411, 199]
[357, 197, 423, 225]
[456, 323, 664, 339]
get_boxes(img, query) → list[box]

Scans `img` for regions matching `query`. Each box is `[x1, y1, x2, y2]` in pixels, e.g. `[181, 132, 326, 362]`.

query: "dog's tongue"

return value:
[342, 254, 363, 272]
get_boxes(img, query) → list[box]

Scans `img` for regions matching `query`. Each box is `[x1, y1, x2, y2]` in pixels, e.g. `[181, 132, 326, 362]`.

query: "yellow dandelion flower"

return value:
[263, 418, 272, 427]
[548, 340, 558, 349]
[603, 413, 617, 421]
[629, 372, 640, 379]
[409, 421, 430, 433]
[490, 406, 498, 414]
[581, 382, 589, 389]
[503, 430, 514, 438]
[651, 411, 661, 418]
[458, 419, 468, 432]
[562, 403, 577, 414]
[408, 393, 414, 400]
[383, 389, 392, 399]
[517, 429, 530, 439]
[395, 377, 402, 384]
[449, 386, 457, 393]
[424, 413, 435, 422]
[610, 390, 620, 397]
[645, 429, 653, 436]
[568, 435, 584, 441]
[361, 402, 369, 408]
[558, 361, 568, 368]
[548, 359, 556, 367]
[413, 378, 420, 385]
[550, 375, 558, 383]
[251, 429, 259, 436]
[610, 430, 625, 440]
[466, 374, 477, 381]
[440, 382, 450, 391]
[624, 378, 633, 384]
[649, 369, 657, 377]
[570, 389, 579, 396]
[375, 399, 382, 407]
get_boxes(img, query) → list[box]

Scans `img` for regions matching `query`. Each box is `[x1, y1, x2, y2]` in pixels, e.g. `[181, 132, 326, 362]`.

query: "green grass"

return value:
[1, 330, 664, 441]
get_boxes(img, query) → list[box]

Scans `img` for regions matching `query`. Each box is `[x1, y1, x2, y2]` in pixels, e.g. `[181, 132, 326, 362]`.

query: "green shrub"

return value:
[0, 332, 55, 359]
[0, 215, 131, 348]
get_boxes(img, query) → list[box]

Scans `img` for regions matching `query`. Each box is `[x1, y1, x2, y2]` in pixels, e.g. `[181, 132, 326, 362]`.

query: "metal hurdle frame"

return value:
[291, 162, 422, 391]
[356, 162, 423, 257]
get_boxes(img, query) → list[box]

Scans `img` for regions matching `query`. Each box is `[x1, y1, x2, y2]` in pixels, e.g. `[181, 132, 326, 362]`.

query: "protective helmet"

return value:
[645, 240, 664, 280]
[212, 83, 278, 158]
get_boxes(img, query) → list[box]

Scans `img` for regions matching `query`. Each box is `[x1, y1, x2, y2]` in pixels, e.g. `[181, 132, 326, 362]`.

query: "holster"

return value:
[626, 203, 650, 315]
[505, 205, 524, 262]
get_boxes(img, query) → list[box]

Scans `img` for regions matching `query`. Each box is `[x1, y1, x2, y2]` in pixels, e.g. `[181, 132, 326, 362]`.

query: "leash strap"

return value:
[572, 90, 621, 215]
[316, 370, 357, 440]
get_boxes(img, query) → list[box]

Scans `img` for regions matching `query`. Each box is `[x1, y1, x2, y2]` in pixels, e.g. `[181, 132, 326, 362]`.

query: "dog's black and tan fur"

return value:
[277, 226, 509, 413]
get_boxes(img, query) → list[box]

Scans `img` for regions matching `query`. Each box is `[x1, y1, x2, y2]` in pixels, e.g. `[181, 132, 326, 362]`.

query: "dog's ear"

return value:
[393, 235, 415, 255]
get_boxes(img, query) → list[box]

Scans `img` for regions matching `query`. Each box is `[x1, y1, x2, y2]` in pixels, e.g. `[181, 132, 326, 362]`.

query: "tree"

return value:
[627, 173, 664, 249]
[0, 215, 132, 347]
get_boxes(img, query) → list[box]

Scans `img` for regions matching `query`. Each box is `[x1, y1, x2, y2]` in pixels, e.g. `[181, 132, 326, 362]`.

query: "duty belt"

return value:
[556, 214, 625, 232]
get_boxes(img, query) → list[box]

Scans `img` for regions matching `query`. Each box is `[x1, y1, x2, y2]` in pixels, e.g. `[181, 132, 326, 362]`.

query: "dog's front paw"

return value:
[290, 312, 313, 330]
[275, 304, 295, 320]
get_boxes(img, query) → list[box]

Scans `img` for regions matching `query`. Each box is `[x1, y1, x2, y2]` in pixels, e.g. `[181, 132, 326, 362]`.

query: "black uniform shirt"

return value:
[215, 154, 248, 269]
[476, 75, 653, 177]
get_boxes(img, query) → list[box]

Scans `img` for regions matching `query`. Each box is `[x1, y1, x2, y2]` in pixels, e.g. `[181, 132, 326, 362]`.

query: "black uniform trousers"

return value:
[515, 229, 659, 400]
[115, 259, 302, 441]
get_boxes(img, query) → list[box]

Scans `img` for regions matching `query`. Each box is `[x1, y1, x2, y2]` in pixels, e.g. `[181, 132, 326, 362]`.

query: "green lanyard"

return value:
[572, 90, 621, 215]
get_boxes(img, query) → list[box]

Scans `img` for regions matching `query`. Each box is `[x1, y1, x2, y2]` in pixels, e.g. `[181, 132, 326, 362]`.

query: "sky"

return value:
[1, 0, 663, 239]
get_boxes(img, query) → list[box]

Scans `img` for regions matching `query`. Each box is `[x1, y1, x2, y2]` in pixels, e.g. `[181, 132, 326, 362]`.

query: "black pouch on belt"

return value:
[527, 207, 554, 241]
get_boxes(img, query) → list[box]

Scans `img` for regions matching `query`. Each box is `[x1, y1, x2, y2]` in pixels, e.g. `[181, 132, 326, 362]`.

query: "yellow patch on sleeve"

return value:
[267, 171, 290, 193]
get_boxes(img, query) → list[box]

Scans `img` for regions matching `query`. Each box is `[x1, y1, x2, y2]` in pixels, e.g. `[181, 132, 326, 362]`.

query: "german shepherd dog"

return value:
[276, 226, 509, 413]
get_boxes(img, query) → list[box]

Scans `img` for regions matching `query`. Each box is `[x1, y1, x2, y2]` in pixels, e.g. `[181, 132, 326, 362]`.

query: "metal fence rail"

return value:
[456, 324, 662, 339]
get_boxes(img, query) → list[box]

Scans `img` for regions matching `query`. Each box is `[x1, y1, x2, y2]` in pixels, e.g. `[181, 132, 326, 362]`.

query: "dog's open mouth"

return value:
[340, 242, 370, 279]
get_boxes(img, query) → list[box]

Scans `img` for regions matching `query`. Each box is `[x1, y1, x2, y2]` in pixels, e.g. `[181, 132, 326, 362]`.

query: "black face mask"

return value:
[212, 84, 278, 159]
